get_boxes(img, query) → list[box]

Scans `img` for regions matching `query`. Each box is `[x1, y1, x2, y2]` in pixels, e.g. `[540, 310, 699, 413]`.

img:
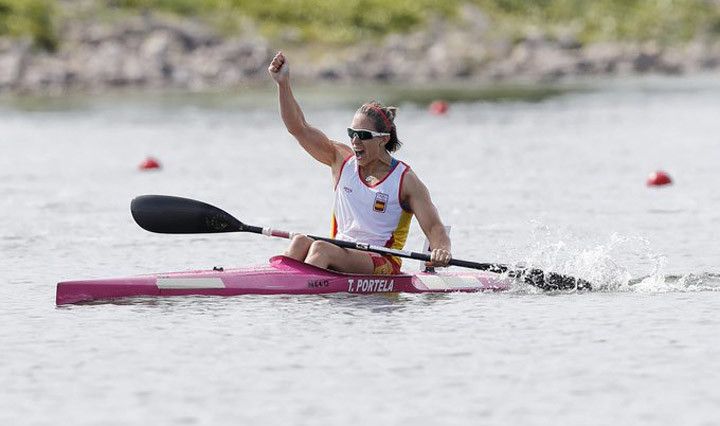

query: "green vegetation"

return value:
[0, 0, 57, 50]
[108, 0, 458, 43]
[474, 0, 720, 44]
[103, 0, 720, 45]
[2, 0, 720, 51]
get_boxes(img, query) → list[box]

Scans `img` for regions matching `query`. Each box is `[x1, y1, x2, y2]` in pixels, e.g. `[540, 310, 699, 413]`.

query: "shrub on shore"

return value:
[0, 0, 57, 51]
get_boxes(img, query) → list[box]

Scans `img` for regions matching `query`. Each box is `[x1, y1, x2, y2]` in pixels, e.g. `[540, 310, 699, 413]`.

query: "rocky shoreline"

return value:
[2, 11, 720, 95]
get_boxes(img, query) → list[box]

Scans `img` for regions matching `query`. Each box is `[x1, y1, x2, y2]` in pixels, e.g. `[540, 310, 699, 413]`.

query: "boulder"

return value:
[0, 39, 30, 89]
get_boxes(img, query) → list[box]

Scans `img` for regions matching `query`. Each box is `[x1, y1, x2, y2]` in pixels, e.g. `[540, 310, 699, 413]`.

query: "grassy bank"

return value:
[2, 0, 720, 50]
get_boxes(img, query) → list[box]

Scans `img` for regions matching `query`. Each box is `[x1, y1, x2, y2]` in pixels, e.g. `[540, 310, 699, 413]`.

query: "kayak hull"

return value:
[56, 255, 511, 305]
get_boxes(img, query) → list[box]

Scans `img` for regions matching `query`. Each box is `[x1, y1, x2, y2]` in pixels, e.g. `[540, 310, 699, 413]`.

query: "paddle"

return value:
[130, 195, 592, 291]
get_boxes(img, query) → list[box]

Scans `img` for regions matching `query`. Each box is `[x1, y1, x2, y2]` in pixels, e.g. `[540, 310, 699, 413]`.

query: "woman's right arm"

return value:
[268, 51, 350, 167]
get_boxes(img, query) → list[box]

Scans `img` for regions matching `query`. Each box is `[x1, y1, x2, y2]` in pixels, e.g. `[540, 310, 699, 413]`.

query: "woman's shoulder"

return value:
[333, 142, 354, 162]
[330, 142, 355, 186]
[398, 165, 422, 191]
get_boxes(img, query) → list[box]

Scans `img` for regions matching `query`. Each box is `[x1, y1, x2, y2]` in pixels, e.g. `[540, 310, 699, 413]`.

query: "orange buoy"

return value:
[429, 100, 449, 115]
[646, 170, 672, 186]
[139, 156, 161, 171]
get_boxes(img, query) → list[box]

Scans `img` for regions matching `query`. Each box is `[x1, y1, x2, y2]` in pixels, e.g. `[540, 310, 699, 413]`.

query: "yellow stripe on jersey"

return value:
[387, 210, 413, 267]
[330, 212, 338, 238]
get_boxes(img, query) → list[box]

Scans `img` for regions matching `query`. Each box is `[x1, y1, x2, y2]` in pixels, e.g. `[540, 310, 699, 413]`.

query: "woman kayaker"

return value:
[268, 51, 452, 274]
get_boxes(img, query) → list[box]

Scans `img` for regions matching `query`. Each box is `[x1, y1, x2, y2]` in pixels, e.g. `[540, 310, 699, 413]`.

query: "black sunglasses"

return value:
[347, 127, 390, 141]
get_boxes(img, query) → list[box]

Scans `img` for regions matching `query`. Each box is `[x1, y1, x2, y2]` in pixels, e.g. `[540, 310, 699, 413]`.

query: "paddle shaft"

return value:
[242, 224, 510, 274]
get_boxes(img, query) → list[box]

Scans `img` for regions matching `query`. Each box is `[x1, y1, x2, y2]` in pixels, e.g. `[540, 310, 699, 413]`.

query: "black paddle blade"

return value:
[131, 195, 244, 234]
[523, 268, 593, 291]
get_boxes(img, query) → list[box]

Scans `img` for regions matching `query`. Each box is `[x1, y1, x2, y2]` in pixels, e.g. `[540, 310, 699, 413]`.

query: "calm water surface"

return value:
[1, 77, 719, 425]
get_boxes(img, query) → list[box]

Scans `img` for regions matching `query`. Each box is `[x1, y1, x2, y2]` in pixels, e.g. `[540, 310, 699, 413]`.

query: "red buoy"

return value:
[646, 170, 672, 186]
[139, 156, 161, 171]
[429, 100, 449, 115]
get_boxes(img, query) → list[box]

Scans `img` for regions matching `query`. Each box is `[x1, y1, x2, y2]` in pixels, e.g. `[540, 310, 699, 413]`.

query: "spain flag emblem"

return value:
[374, 192, 389, 212]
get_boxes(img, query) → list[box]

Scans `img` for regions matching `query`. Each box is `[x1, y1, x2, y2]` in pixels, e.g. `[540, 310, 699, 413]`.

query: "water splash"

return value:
[505, 223, 719, 293]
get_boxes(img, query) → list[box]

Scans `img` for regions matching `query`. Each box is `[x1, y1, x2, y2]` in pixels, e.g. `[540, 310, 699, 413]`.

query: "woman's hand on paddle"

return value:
[268, 51, 289, 84]
[429, 248, 452, 267]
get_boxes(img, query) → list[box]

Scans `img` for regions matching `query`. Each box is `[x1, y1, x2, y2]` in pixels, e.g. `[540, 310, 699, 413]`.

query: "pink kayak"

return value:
[56, 255, 512, 305]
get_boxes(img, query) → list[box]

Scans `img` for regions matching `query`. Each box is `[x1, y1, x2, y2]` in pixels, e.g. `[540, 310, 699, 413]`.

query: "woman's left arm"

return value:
[402, 171, 452, 266]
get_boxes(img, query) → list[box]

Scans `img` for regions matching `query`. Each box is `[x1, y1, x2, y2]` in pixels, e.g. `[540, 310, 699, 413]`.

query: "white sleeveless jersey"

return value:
[331, 156, 413, 259]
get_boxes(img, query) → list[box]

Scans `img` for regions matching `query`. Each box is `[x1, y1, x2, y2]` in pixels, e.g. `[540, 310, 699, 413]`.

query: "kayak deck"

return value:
[56, 255, 511, 305]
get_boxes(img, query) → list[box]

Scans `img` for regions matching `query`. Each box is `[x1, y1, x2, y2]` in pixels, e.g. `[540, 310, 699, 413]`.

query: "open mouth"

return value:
[354, 148, 365, 159]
